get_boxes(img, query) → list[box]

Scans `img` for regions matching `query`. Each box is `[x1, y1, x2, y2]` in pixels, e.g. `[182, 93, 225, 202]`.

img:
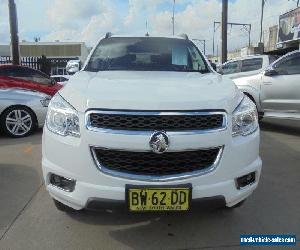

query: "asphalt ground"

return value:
[0, 119, 299, 250]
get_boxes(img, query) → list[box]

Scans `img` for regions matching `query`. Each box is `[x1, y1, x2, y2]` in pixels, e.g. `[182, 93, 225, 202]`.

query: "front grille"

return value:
[87, 111, 225, 131]
[92, 147, 221, 177]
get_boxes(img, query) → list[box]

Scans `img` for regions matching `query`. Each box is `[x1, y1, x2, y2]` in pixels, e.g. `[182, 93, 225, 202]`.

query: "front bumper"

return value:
[42, 124, 262, 210]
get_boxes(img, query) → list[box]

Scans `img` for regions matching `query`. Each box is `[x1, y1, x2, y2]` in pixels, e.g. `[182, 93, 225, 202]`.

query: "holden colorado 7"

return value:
[42, 34, 262, 212]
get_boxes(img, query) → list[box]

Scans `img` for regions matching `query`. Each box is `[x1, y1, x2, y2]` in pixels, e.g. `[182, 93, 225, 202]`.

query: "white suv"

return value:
[42, 34, 262, 212]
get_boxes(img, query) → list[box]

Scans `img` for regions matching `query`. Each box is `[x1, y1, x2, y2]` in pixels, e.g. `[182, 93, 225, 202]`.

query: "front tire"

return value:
[0, 106, 36, 138]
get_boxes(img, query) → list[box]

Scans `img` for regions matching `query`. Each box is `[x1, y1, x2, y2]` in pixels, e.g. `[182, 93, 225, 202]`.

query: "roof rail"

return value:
[179, 33, 189, 40]
[105, 32, 112, 39]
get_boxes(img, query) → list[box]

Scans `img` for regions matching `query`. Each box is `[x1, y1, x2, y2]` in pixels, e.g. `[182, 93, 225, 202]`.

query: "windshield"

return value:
[85, 37, 210, 73]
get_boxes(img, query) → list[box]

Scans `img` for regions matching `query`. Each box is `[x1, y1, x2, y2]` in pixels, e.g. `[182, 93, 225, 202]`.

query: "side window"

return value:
[274, 53, 300, 75]
[241, 58, 263, 72]
[0, 67, 28, 77]
[12, 68, 35, 82]
[26, 68, 51, 85]
[222, 61, 240, 75]
[0, 67, 51, 84]
[0, 67, 13, 77]
[187, 45, 206, 72]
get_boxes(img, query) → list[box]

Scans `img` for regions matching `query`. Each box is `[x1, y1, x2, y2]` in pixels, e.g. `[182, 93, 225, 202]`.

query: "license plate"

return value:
[126, 185, 192, 212]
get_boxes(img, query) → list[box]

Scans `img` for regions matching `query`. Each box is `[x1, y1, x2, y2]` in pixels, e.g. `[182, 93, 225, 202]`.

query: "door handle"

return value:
[262, 82, 272, 85]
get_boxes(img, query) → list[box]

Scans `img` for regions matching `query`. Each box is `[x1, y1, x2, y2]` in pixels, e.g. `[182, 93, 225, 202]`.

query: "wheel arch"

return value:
[243, 92, 256, 104]
[243, 92, 264, 120]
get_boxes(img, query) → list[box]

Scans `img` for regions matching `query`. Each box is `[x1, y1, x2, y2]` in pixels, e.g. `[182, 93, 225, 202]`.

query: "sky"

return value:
[0, 0, 298, 54]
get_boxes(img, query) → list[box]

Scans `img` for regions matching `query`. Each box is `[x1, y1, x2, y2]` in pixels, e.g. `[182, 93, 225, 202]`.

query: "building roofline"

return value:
[18, 41, 86, 46]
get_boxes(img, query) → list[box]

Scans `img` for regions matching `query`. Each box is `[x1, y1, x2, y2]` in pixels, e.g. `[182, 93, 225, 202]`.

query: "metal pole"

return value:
[298, 0, 299, 7]
[8, 0, 20, 65]
[172, 0, 175, 36]
[221, 0, 228, 63]
[213, 22, 215, 56]
[203, 40, 206, 55]
[259, 0, 265, 43]
[249, 24, 251, 47]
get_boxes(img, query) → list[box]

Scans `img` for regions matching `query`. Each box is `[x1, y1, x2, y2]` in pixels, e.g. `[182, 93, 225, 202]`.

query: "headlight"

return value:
[40, 96, 51, 107]
[46, 94, 80, 137]
[232, 95, 258, 136]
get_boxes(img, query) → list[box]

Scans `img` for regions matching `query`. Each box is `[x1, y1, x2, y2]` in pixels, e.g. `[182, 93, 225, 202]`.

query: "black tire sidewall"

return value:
[0, 106, 36, 138]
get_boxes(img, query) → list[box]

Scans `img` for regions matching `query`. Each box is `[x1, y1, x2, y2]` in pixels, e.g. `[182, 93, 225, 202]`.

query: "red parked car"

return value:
[0, 65, 63, 96]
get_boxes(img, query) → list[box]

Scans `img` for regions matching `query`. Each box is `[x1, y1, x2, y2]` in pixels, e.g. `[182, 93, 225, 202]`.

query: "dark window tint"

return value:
[274, 53, 300, 75]
[0, 67, 11, 76]
[268, 55, 278, 64]
[0, 66, 51, 85]
[85, 37, 210, 73]
[222, 61, 240, 75]
[60, 77, 68, 82]
[20, 68, 50, 85]
[0, 66, 30, 77]
[27, 69, 51, 85]
[241, 58, 263, 72]
[51, 77, 61, 82]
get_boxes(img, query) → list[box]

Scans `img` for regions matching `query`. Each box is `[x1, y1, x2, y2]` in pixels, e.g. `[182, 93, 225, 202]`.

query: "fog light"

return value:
[49, 173, 76, 192]
[236, 172, 255, 190]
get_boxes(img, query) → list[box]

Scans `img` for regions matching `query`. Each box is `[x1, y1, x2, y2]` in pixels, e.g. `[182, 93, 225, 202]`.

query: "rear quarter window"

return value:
[241, 58, 263, 72]
[222, 61, 240, 75]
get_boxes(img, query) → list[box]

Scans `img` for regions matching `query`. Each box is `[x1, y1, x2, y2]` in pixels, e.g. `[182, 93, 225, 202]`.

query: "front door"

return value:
[261, 52, 300, 118]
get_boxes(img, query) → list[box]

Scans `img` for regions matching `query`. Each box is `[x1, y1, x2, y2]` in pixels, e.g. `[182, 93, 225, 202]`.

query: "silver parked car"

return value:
[233, 51, 300, 120]
[220, 54, 278, 79]
[0, 88, 50, 137]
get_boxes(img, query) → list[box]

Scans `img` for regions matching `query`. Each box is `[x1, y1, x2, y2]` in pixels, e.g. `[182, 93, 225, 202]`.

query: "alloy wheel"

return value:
[5, 109, 33, 137]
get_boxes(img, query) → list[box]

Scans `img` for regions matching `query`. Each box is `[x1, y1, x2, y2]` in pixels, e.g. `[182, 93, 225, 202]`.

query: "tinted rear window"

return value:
[0, 67, 24, 77]
[222, 61, 240, 75]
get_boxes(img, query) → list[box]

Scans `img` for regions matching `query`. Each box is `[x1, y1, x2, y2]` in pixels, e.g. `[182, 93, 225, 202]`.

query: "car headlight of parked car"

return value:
[46, 94, 80, 137]
[232, 95, 258, 136]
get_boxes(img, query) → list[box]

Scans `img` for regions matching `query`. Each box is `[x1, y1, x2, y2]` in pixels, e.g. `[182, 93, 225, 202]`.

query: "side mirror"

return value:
[264, 68, 278, 77]
[50, 78, 56, 86]
[66, 61, 80, 75]
[66, 65, 79, 75]
[211, 62, 217, 71]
